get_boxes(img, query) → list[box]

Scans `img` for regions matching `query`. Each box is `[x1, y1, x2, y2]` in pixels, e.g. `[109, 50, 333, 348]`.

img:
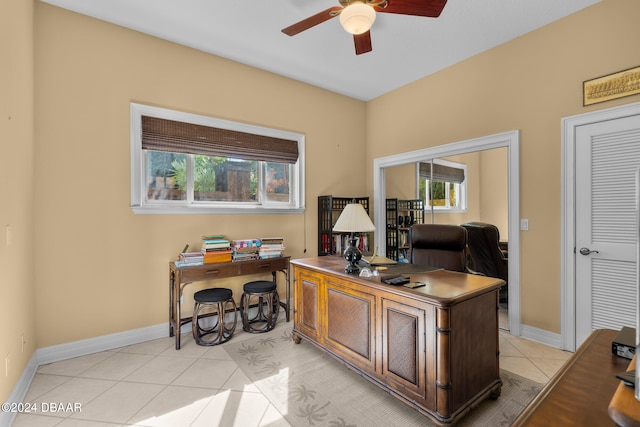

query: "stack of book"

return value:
[259, 237, 285, 259]
[231, 239, 261, 262]
[178, 251, 204, 266]
[201, 235, 232, 264]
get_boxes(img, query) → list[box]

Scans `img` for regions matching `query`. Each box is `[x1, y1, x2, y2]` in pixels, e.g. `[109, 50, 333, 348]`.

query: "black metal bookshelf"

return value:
[385, 199, 424, 261]
[318, 195, 370, 256]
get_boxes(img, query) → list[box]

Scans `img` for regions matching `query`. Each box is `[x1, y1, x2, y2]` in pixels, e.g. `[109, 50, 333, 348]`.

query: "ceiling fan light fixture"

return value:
[339, 2, 376, 35]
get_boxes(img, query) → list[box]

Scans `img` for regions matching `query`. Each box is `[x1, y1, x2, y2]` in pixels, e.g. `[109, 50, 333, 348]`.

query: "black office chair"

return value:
[462, 222, 508, 303]
[408, 224, 469, 272]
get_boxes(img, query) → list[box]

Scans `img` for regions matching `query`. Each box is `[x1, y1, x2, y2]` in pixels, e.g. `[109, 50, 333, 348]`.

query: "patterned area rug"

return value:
[225, 327, 543, 426]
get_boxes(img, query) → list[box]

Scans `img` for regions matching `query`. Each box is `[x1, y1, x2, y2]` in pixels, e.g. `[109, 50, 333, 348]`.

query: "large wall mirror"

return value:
[373, 131, 520, 334]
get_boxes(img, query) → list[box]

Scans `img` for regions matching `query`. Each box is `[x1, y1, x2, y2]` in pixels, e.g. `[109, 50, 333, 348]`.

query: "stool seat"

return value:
[192, 287, 236, 346]
[195, 288, 233, 303]
[243, 280, 277, 293]
[240, 280, 279, 333]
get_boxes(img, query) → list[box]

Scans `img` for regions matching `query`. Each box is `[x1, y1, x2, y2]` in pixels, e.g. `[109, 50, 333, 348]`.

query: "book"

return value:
[179, 252, 205, 264]
[201, 234, 225, 241]
[203, 251, 232, 264]
[202, 242, 230, 249]
[202, 249, 232, 256]
[231, 239, 261, 249]
[201, 236, 231, 252]
[175, 260, 204, 267]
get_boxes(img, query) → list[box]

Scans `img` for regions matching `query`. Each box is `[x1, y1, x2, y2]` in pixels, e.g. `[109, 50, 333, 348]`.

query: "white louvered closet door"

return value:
[575, 114, 640, 347]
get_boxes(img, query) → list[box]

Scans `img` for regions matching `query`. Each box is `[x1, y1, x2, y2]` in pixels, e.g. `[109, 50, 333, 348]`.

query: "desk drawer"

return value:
[239, 259, 288, 275]
[180, 263, 240, 282]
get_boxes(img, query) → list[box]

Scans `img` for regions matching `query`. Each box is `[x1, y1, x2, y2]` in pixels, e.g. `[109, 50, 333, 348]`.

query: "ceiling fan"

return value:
[281, 0, 448, 55]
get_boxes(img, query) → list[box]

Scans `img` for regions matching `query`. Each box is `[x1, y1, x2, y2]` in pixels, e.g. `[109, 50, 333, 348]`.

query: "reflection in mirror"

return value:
[384, 148, 507, 233]
[383, 147, 509, 330]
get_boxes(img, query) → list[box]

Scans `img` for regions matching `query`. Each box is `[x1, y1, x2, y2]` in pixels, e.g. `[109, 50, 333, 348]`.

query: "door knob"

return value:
[579, 247, 599, 255]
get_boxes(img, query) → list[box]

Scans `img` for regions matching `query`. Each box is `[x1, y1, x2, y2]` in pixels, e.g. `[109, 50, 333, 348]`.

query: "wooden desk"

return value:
[609, 357, 640, 426]
[513, 329, 630, 426]
[291, 256, 504, 425]
[169, 257, 290, 349]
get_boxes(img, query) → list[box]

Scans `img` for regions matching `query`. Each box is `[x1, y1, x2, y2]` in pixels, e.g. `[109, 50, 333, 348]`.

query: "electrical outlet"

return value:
[520, 219, 529, 231]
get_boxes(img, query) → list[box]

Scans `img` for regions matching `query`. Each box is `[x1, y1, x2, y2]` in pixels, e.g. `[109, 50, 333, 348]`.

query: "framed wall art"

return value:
[583, 66, 640, 106]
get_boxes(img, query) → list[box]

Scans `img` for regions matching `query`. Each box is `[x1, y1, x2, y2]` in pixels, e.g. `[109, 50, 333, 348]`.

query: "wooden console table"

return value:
[513, 329, 630, 426]
[291, 256, 504, 425]
[169, 257, 290, 349]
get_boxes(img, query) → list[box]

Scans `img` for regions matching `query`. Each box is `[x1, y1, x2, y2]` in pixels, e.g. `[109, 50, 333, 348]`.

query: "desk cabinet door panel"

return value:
[295, 270, 321, 340]
[323, 278, 376, 372]
[449, 291, 499, 411]
[381, 298, 433, 405]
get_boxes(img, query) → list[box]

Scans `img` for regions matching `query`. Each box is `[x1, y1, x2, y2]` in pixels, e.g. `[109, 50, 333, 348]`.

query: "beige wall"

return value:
[479, 148, 508, 240]
[367, 0, 640, 333]
[1, 0, 36, 402]
[32, 3, 367, 350]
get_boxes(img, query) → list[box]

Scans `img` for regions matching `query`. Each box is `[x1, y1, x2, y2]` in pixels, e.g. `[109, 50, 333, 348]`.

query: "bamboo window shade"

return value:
[141, 116, 299, 164]
[419, 162, 465, 183]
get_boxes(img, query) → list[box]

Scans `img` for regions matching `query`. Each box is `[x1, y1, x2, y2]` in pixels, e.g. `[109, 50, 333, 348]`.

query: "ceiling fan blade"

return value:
[354, 31, 372, 55]
[281, 6, 343, 36]
[376, 0, 447, 18]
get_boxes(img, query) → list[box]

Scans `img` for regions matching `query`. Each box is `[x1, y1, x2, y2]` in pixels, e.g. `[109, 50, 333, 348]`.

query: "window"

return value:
[130, 103, 305, 214]
[418, 159, 467, 211]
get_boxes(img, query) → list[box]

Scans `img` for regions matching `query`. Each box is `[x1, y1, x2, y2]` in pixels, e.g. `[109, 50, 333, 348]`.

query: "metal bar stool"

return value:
[192, 288, 237, 346]
[240, 280, 279, 333]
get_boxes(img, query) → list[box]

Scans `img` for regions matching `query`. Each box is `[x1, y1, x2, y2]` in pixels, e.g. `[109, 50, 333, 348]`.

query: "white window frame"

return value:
[416, 159, 468, 213]
[130, 103, 305, 214]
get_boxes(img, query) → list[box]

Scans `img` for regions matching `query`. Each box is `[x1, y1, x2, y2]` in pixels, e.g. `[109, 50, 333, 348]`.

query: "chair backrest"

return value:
[461, 222, 508, 282]
[408, 224, 468, 272]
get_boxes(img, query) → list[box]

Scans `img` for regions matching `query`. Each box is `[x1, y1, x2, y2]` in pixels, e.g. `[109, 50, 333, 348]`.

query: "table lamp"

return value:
[333, 201, 376, 274]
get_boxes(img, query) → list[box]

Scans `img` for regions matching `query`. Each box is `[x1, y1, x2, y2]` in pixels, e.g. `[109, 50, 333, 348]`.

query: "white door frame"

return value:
[561, 101, 640, 351]
[373, 130, 520, 335]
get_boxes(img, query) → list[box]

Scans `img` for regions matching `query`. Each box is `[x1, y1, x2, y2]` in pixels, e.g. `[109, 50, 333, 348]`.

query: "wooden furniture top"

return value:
[170, 256, 290, 282]
[291, 256, 505, 306]
[513, 329, 630, 426]
[609, 356, 640, 426]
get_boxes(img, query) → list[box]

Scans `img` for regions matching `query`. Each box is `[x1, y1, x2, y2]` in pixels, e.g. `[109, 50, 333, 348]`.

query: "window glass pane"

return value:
[430, 181, 446, 206]
[133, 104, 304, 213]
[449, 183, 458, 208]
[265, 162, 291, 203]
[195, 156, 258, 202]
[146, 150, 186, 201]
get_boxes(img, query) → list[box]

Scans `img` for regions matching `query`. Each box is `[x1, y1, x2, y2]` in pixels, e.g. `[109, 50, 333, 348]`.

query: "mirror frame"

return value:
[373, 130, 520, 334]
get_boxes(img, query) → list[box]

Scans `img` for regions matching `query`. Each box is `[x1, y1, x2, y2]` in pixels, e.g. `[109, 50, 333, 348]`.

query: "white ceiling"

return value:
[41, 0, 600, 101]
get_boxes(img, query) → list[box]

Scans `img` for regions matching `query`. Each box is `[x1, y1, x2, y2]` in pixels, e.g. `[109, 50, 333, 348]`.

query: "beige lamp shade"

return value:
[333, 203, 376, 233]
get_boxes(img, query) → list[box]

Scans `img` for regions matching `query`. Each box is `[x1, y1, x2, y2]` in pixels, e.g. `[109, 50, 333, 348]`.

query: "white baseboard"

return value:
[37, 323, 169, 366]
[1, 322, 170, 427]
[0, 352, 39, 427]
[519, 323, 563, 349]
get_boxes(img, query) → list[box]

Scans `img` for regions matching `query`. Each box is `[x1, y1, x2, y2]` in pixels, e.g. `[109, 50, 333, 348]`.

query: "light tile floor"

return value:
[11, 309, 571, 427]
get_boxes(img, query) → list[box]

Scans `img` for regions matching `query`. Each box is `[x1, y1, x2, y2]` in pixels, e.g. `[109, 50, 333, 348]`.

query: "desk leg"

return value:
[175, 283, 183, 350]
[285, 264, 290, 322]
[170, 268, 184, 350]
[169, 270, 175, 338]
[274, 267, 291, 322]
